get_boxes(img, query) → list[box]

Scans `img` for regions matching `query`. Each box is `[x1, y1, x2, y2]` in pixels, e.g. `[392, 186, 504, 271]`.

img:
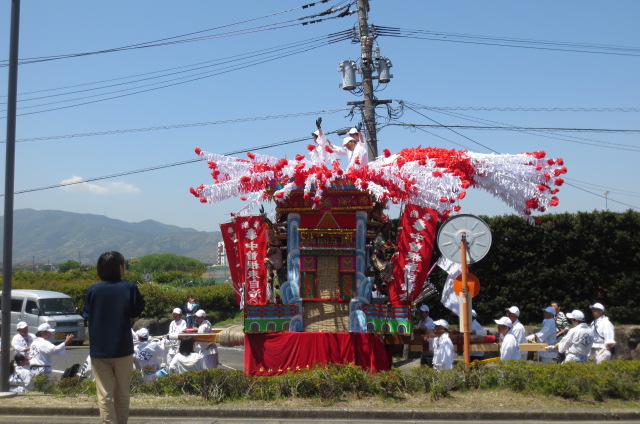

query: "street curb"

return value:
[1, 406, 639, 421]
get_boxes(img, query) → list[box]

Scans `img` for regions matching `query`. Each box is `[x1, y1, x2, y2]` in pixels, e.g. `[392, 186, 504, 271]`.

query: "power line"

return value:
[383, 123, 640, 134]
[379, 119, 472, 150]
[565, 178, 640, 198]
[564, 182, 639, 211]
[1, 32, 351, 109]
[400, 101, 498, 153]
[375, 26, 640, 57]
[0, 135, 303, 197]
[419, 106, 640, 113]
[0, 31, 353, 118]
[0, 1, 353, 66]
[1, 108, 351, 143]
[0, 125, 350, 197]
[402, 101, 640, 152]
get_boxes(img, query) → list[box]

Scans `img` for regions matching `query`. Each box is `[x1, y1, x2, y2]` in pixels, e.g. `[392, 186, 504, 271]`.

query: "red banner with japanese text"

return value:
[234, 216, 268, 305]
[388, 205, 438, 306]
[220, 222, 242, 306]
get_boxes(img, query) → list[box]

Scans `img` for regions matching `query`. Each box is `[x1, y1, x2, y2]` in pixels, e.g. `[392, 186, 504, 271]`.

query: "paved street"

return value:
[0, 415, 637, 424]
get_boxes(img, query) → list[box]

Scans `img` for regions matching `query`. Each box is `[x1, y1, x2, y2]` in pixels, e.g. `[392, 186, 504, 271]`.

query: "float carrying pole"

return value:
[460, 233, 471, 365]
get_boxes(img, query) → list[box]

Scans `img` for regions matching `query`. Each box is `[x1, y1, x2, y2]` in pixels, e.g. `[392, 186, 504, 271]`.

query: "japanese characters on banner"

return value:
[234, 216, 268, 306]
[219, 222, 242, 307]
[388, 205, 439, 306]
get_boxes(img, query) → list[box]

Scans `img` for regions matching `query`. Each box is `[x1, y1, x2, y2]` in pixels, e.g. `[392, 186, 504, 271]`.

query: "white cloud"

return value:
[60, 176, 141, 195]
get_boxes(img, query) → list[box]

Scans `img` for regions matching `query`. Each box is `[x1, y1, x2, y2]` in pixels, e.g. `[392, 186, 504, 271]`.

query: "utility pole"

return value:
[604, 190, 610, 211]
[338, 1, 393, 158]
[1, 0, 21, 393]
[356, 0, 378, 159]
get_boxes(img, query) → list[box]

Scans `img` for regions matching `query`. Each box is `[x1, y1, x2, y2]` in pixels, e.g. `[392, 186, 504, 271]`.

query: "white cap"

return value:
[494, 317, 513, 327]
[136, 328, 149, 339]
[542, 306, 556, 315]
[506, 306, 520, 316]
[172, 308, 182, 315]
[195, 309, 206, 318]
[567, 310, 585, 321]
[589, 302, 605, 311]
[471, 309, 477, 318]
[419, 304, 429, 312]
[343, 136, 355, 146]
[313, 130, 320, 137]
[348, 127, 359, 135]
[433, 319, 449, 329]
[37, 323, 55, 333]
[17, 321, 28, 330]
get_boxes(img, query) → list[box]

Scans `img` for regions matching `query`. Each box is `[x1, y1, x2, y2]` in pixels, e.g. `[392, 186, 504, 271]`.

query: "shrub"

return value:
[26, 361, 640, 404]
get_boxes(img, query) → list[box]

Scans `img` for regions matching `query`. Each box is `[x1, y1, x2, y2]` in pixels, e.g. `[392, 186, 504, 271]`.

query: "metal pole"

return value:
[356, 0, 378, 158]
[460, 233, 471, 365]
[1, 0, 22, 393]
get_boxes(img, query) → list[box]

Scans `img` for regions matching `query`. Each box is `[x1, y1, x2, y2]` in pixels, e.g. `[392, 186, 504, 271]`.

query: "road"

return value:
[52, 345, 245, 376]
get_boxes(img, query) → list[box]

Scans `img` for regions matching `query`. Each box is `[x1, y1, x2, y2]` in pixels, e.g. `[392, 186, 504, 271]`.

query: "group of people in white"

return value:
[132, 307, 218, 382]
[416, 301, 616, 370]
[7, 321, 75, 392]
[5, 306, 218, 392]
[4, 298, 617, 391]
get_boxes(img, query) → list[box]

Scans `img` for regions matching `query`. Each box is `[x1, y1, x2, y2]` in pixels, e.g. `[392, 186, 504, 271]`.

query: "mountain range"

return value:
[0, 209, 221, 265]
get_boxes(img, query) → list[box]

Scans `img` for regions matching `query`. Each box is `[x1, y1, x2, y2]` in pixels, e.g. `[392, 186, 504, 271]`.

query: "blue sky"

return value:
[0, 1, 638, 237]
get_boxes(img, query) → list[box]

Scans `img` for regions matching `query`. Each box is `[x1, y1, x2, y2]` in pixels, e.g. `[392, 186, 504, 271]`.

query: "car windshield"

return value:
[39, 298, 76, 315]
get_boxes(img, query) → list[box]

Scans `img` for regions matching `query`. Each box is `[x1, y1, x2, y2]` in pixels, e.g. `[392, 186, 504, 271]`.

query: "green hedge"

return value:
[427, 210, 640, 325]
[9, 271, 238, 322]
[38, 361, 640, 403]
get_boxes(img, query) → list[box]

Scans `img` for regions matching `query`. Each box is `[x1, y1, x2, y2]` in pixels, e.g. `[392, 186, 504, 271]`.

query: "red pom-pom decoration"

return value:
[383, 149, 391, 158]
[194, 147, 201, 155]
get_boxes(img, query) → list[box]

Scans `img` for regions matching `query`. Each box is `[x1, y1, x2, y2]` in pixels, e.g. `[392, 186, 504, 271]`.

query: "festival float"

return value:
[188, 141, 566, 375]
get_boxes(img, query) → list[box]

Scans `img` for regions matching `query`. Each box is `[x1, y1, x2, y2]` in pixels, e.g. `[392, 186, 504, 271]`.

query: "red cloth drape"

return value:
[388, 205, 438, 305]
[244, 332, 391, 375]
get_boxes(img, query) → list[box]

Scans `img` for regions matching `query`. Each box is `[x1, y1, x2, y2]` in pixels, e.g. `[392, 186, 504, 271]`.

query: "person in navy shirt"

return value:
[83, 251, 145, 424]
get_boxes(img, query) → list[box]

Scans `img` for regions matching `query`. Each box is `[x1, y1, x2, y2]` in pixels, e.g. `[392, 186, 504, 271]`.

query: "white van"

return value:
[0, 289, 85, 345]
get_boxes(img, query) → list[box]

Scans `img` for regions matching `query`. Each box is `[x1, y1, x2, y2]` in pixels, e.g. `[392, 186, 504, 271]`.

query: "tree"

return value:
[59, 260, 82, 273]
[128, 253, 206, 275]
